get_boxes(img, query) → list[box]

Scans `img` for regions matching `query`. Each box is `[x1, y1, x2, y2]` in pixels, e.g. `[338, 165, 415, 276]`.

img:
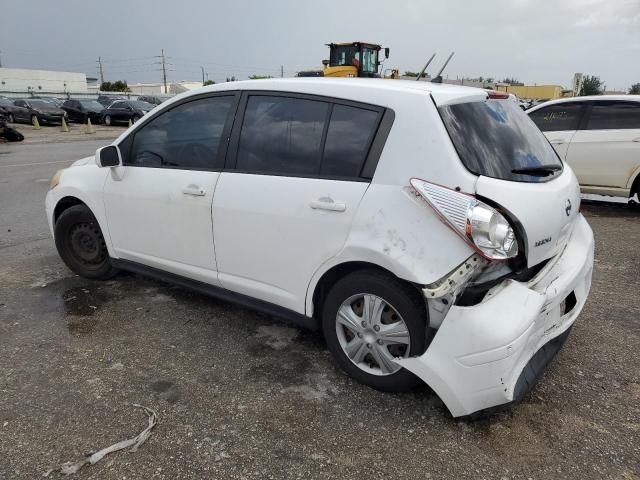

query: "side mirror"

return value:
[384, 48, 390, 59]
[96, 145, 121, 168]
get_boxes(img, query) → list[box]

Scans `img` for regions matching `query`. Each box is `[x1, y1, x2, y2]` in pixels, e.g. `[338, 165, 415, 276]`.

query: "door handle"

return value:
[549, 139, 565, 145]
[182, 184, 206, 196]
[310, 197, 346, 212]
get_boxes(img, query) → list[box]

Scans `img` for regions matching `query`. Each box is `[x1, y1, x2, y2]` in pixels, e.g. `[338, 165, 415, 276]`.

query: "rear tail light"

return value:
[410, 178, 518, 260]
[486, 90, 510, 99]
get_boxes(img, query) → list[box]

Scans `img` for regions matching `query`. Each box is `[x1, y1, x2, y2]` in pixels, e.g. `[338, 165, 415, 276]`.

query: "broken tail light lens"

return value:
[410, 178, 518, 260]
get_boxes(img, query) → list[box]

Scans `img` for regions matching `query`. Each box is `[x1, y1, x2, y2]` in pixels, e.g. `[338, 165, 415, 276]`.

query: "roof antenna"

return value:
[415, 53, 436, 81]
[431, 52, 455, 83]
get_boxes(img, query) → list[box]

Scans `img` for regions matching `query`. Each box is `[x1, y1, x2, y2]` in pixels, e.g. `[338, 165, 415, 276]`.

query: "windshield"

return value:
[29, 100, 55, 108]
[129, 101, 154, 109]
[439, 98, 563, 182]
[79, 100, 104, 109]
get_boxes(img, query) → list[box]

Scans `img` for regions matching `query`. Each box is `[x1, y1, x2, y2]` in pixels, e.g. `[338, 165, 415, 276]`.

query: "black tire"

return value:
[7, 113, 14, 123]
[104, 115, 112, 126]
[322, 269, 427, 392]
[54, 205, 118, 280]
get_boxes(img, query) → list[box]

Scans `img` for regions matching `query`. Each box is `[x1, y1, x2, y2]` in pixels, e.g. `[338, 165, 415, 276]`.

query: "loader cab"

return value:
[324, 42, 387, 78]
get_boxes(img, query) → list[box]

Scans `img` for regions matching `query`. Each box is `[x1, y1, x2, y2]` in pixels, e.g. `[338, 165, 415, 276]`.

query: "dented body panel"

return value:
[394, 215, 594, 417]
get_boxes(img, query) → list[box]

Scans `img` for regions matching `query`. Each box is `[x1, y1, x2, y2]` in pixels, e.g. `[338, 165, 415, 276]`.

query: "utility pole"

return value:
[281, 65, 283, 78]
[201, 66, 205, 84]
[97, 56, 104, 85]
[154, 49, 168, 93]
[0, 50, 3, 68]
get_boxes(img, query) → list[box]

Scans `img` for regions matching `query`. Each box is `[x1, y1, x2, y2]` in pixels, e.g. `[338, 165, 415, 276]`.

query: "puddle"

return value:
[62, 285, 112, 316]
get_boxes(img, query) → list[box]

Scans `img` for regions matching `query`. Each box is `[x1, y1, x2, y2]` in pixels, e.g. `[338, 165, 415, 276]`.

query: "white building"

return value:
[0, 68, 88, 93]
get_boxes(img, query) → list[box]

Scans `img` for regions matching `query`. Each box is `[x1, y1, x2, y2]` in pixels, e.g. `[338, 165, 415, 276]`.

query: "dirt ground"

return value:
[0, 139, 639, 479]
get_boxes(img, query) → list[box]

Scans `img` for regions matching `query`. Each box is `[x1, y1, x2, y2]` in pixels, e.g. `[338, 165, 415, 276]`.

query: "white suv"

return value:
[527, 95, 640, 201]
[46, 78, 594, 417]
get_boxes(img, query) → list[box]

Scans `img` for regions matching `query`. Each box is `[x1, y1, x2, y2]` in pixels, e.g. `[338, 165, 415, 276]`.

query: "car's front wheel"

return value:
[104, 115, 112, 126]
[322, 270, 427, 392]
[54, 205, 118, 280]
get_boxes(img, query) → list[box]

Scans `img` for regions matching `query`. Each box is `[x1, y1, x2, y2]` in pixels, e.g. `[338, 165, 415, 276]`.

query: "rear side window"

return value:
[236, 95, 382, 178]
[237, 96, 328, 175]
[439, 98, 563, 183]
[321, 105, 379, 177]
[528, 103, 584, 132]
[129, 95, 234, 169]
[586, 101, 640, 130]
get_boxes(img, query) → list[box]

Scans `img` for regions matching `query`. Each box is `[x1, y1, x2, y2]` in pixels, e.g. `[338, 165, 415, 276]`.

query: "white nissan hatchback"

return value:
[46, 78, 594, 417]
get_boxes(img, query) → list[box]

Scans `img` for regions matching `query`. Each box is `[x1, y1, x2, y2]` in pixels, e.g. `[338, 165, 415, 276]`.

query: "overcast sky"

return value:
[1, 0, 639, 90]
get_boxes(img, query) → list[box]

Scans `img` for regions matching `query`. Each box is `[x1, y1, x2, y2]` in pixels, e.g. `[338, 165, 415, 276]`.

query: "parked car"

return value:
[137, 95, 164, 106]
[527, 95, 640, 201]
[101, 100, 155, 126]
[0, 97, 14, 118]
[9, 99, 66, 125]
[46, 79, 594, 418]
[62, 99, 105, 124]
[97, 95, 127, 107]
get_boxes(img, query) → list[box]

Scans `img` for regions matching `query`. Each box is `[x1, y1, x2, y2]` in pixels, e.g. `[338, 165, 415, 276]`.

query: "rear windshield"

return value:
[439, 98, 562, 182]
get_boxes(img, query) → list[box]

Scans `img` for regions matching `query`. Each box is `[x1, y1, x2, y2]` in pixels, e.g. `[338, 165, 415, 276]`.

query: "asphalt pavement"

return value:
[0, 140, 639, 479]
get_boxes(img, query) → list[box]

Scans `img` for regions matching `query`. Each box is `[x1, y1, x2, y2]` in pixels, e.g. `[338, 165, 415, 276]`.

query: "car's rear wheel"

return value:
[322, 270, 427, 392]
[7, 113, 14, 123]
[54, 205, 118, 280]
[104, 115, 112, 126]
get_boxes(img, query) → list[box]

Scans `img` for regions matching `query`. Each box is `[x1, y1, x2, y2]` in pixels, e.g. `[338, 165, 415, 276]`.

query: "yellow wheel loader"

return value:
[298, 42, 399, 79]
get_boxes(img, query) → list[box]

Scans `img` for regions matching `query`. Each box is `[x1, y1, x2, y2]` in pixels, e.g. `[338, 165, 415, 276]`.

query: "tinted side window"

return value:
[586, 101, 640, 130]
[237, 96, 328, 175]
[129, 95, 234, 169]
[321, 104, 379, 178]
[528, 103, 584, 132]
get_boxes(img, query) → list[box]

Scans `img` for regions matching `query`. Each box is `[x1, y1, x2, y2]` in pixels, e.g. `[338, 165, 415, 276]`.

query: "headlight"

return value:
[50, 169, 63, 189]
[410, 178, 518, 260]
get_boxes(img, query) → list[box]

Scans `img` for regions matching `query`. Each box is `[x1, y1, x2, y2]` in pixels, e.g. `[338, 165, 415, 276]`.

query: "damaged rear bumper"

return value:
[395, 214, 594, 418]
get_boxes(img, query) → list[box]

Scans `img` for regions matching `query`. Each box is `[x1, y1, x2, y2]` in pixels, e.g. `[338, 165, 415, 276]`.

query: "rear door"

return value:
[103, 93, 238, 284]
[528, 102, 586, 159]
[565, 100, 640, 189]
[212, 92, 383, 313]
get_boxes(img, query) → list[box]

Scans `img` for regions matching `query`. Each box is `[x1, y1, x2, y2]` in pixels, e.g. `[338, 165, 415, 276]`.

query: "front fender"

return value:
[48, 165, 114, 257]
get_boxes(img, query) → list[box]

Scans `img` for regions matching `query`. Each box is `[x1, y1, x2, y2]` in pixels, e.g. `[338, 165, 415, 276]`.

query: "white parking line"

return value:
[0, 159, 75, 168]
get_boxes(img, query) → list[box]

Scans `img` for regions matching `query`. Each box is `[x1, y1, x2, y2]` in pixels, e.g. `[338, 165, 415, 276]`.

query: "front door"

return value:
[213, 93, 383, 313]
[528, 101, 586, 160]
[565, 100, 640, 189]
[103, 94, 237, 284]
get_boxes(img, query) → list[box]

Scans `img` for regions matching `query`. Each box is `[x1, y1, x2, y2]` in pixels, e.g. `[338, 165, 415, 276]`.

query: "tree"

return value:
[629, 83, 640, 95]
[501, 77, 523, 86]
[248, 75, 273, 80]
[100, 80, 130, 92]
[203, 80, 215, 86]
[579, 75, 604, 96]
[403, 71, 419, 77]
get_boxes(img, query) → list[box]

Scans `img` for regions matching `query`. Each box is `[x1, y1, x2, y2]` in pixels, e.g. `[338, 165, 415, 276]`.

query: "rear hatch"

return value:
[434, 91, 581, 267]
